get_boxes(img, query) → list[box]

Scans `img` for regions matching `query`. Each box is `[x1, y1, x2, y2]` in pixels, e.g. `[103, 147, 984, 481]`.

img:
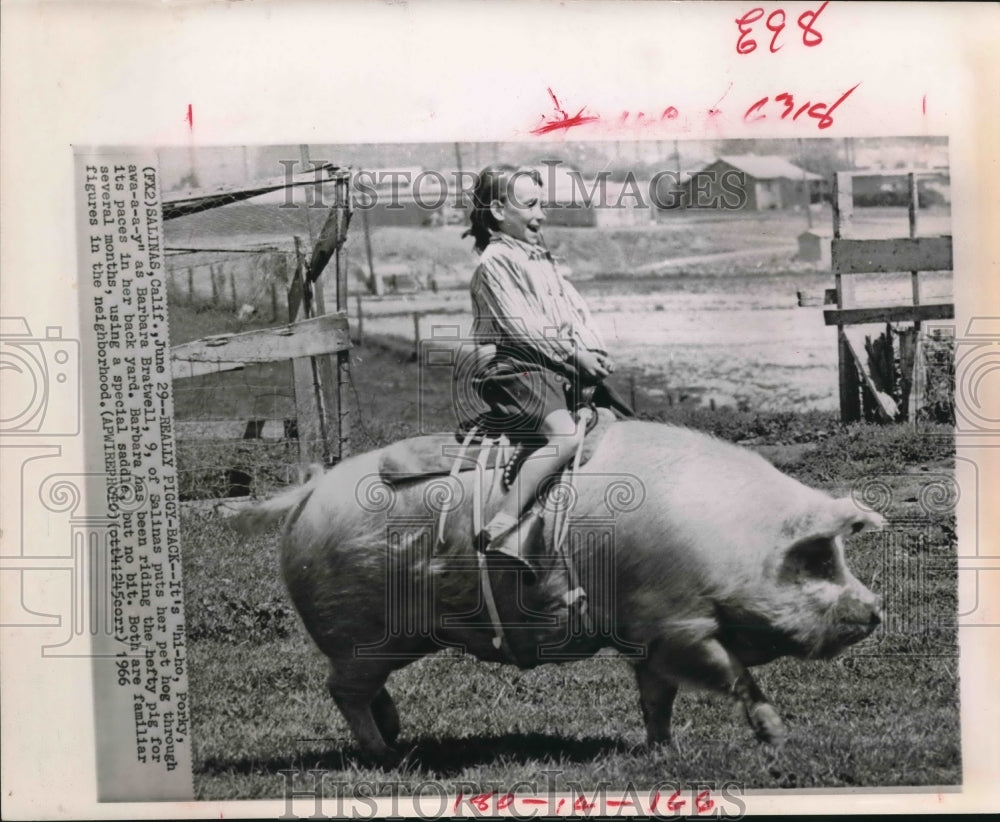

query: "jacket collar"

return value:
[487, 230, 551, 261]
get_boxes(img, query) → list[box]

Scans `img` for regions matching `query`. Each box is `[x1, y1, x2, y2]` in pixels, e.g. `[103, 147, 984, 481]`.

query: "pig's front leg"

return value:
[634, 662, 679, 745]
[639, 638, 786, 745]
[731, 669, 785, 745]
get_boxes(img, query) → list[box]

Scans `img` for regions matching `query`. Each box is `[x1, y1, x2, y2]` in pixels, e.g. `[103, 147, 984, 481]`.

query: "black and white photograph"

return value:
[2, 2, 998, 818]
[161, 138, 958, 802]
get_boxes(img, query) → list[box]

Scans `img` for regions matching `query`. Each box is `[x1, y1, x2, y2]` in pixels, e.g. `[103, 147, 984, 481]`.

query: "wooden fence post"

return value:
[833, 172, 857, 422]
[355, 293, 364, 344]
[907, 171, 923, 423]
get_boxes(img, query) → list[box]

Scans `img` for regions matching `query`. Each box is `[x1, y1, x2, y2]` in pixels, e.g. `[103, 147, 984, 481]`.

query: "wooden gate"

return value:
[825, 171, 954, 422]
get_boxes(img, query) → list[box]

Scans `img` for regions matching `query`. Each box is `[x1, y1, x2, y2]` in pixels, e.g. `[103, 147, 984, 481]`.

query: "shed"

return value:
[682, 154, 823, 211]
[797, 228, 833, 266]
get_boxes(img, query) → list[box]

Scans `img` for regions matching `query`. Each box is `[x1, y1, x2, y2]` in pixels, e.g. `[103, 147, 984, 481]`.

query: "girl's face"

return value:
[490, 174, 546, 245]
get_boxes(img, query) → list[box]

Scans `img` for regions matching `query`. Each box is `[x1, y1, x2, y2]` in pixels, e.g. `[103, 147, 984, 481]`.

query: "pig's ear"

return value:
[820, 498, 886, 538]
[788, 498, 886, 543]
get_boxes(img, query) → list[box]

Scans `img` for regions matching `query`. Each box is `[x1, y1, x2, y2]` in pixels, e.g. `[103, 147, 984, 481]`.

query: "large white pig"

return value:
[235, 420, 883, 765]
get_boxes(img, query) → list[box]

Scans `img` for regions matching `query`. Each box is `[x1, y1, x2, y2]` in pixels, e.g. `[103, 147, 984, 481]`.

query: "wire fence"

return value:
[168, 248, 341, 501]
[166, 249, 295, 322]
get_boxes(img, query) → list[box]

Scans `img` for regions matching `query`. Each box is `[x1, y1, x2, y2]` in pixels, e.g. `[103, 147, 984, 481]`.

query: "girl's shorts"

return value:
[472, 357, 579, 435]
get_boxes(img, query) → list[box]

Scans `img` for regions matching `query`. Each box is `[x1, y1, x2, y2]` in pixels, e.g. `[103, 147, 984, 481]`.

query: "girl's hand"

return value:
[574, 349, 611, 383]
[595, 353, 615, 374]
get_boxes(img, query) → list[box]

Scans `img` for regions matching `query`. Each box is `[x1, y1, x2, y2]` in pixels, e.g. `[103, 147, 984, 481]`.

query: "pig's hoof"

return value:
[370, 746, 403, 769]
[748, 704, 786, 746]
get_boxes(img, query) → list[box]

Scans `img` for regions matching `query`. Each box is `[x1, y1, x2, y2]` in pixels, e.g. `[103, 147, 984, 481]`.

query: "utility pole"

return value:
[300, 144, 317, 245]
[454, 142, 463, 183]
[798, 138, 813, 229]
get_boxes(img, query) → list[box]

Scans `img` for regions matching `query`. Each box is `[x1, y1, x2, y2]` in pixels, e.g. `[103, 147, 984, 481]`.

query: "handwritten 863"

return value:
[745, 82, 859, 131]
[735, 1, 829, 54]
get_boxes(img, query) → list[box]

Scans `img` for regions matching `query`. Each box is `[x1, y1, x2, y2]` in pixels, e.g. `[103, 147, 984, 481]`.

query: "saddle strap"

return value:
[554, 407, 593, 553]
[490, 434, 510, 503]
[436, 424, 479, 546]
[472, 439, 517, 662]
[555, 407, 594, 633]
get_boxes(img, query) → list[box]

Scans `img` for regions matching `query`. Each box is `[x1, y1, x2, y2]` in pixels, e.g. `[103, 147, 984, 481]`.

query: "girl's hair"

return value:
[463, 164, 543, 253]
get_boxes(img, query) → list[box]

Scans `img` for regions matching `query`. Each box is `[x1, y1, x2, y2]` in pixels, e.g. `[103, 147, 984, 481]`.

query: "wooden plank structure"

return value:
[170, 313, 350, 365]
[828, 170, 954, 422]
[170, 169, 354, 469]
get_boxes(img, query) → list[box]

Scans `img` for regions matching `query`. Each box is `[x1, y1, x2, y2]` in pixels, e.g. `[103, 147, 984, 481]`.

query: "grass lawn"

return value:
[176, 303, 959, 799]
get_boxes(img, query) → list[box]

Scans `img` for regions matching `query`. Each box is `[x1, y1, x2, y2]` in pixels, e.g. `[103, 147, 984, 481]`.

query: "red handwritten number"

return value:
[775, 92, 795, 119]
[745, 96, 768, 122]
[798, 0, 829, 46]
[738, 3, 826, 53]
[812, 82, 860, 129]
[453, 792, 463, 813]
[497, 792, 515, 811]
[735, 7, 764, 54]
[743, 83, 859, 130]
[696, 790, 715, 813]
[470, 792, 494, 811]
[765, 9, 786, 52]
[667, 790, 687, 811]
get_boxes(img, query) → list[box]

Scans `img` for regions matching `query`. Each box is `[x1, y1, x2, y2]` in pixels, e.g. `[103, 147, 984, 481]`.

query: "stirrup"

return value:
[476, 511, 520, 551]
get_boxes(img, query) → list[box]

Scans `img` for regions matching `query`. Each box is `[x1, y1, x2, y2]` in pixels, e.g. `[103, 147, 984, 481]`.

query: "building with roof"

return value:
[537, 164, 656, 228]
[680, 154, 823, 211]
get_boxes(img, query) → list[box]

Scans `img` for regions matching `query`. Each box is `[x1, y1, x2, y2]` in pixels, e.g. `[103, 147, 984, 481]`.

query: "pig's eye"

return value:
[780, 538, 839, 583]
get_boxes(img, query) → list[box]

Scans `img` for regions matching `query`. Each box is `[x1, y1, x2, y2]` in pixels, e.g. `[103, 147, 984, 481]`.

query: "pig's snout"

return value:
[860, 601, 882, 636]
[868, 604, 883, 631]
[808, 587, 882, 659]
[837, 589, 882, 641]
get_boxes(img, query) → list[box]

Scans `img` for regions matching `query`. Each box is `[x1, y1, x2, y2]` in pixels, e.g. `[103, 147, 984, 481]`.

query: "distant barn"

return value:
[682, 154, 823, 211]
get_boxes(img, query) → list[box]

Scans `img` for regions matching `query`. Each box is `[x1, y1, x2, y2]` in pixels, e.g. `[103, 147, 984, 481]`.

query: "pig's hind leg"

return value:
[371, 686, 401, 745]
[642, 638, 786, 745]
[326, 661, 402, 766]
